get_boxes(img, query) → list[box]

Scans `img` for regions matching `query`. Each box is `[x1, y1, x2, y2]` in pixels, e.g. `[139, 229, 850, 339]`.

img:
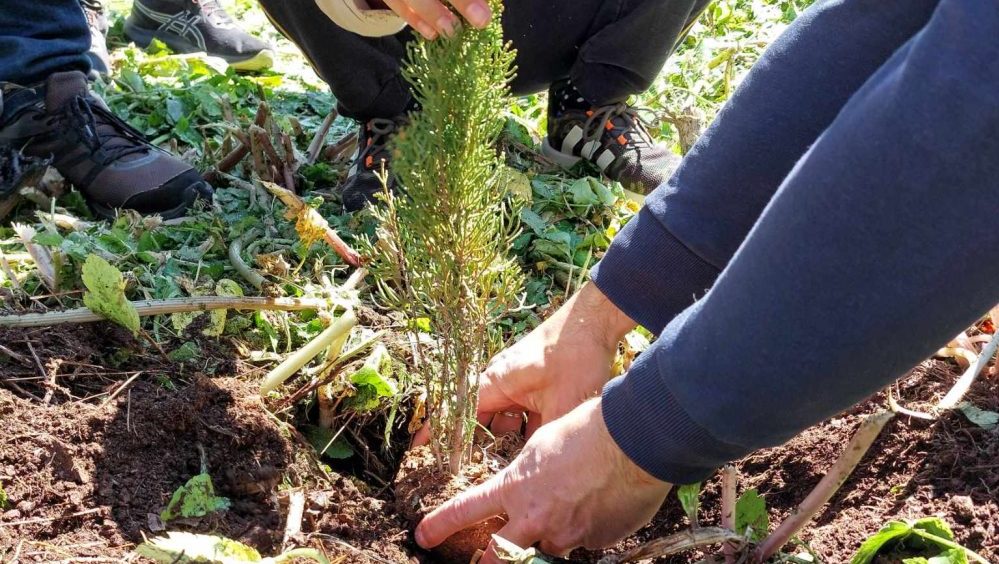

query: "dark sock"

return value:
[549, 78, 592, 117]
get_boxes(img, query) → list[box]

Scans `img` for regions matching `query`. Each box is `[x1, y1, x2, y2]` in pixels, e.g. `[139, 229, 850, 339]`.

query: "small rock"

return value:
[16, 500, 35, 513]
[2, 509, 21, 520]
[949, 495, 975, 524]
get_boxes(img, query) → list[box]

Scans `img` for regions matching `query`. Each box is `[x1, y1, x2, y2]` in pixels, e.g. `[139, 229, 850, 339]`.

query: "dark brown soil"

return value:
[2, 321, 996, 563]
[394, 443, 518, 564]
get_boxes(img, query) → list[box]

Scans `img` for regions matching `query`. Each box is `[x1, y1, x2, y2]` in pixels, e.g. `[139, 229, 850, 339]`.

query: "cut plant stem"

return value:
[0, 296, 327, 328]
[752, 410, 895, 563]
[307, 110, 338, 164]
[260, 309, 358, 395]
[12, 223, 58, 292]
[937, 328, 999, 410]
[261, 181, 364, 267]
[282, 490, 306, 550]
[229, 227, 267, 290]
[597, 527, 743, 564]
[720, 465, 739, 564]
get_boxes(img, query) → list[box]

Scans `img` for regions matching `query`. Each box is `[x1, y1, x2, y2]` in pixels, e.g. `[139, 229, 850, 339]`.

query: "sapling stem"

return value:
[752, 410, 895, 563]
[259, 309, 358, 395]
[0, 296, 327, 328]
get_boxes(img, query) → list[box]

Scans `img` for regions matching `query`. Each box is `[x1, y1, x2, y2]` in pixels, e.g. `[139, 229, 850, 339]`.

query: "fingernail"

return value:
[437, 15, 456, 37]
[416, 21, 437, 40]
[467, 2, 490, 27]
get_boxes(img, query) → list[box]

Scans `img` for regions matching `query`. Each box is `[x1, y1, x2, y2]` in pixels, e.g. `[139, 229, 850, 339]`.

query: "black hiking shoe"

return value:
[125, 0, 274, 71]
[542, 81, 680, 200]
[339, 117, 404, 212]
[0, 71, 212, 219]
[81, 0, 112, 75]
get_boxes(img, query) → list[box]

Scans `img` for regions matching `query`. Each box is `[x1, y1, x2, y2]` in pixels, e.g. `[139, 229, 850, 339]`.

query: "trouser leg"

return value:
[257, 0, 707, 120]
[0, 0, 91, 85]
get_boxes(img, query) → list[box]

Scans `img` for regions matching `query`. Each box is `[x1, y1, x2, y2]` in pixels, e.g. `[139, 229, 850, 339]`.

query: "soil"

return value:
[394, 436, 524, 564]
[1, 321, 996, 563]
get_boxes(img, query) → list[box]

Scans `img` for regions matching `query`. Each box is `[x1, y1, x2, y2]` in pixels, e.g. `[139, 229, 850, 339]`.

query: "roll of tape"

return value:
[314, 0, 407, 37]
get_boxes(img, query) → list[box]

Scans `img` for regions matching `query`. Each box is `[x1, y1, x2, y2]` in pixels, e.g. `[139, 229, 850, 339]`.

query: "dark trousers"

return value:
[0, 0, 92, 85]
[258, 0, 709, 121]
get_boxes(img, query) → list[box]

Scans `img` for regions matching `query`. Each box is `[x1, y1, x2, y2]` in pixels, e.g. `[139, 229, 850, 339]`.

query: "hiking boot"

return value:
[81, 0, 112, 75]
[339, 117, 404, 212]
[0, 71, 212, 219]
[542, 80, 680, 200]
[125, 0, 274, 71]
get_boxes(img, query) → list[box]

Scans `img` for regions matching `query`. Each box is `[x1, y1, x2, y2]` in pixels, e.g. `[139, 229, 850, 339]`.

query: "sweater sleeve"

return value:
[599, 0, 999, 483]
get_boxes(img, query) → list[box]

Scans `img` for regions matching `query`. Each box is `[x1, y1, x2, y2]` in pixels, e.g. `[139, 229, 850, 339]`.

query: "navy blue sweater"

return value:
[592, 0, 999, 483]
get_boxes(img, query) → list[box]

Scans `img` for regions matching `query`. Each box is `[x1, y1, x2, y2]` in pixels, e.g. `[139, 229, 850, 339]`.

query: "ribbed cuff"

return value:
[601, 342, 745, 483]
[591, 207, 718, 335]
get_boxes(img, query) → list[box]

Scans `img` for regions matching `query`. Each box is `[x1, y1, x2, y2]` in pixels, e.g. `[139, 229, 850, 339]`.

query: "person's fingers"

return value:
[407, 0, 461, 36]
[488, 411, 524, 436]
[415, 475, 505, 548]
[382, 0, 438, 39]
[479, 521, 542, 564]
[446, 0, 492, 28]
[537, 538, 574, 559]
[410, 423, 432, 447]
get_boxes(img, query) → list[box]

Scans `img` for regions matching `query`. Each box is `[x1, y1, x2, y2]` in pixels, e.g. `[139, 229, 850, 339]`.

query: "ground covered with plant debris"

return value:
[1, 0, 997, 563]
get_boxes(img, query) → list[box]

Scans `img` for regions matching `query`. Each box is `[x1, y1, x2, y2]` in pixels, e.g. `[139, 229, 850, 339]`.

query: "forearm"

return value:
[602, 0, 999, 483]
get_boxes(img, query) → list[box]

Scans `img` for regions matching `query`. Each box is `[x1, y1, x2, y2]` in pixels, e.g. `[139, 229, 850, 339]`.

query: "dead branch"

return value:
[598, 527, 744, 564]
[283, 489, 307, 550]
[308, 110, 339, 165]
[0, 296, 326, 328]
[752, 411, 895, 563]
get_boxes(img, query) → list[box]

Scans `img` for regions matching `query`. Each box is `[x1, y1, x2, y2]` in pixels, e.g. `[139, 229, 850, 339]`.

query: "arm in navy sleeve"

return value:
[595, 0, 999, 483]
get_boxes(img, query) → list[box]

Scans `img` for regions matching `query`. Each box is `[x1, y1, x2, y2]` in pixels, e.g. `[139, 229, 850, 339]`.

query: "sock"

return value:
[549, 78, 592, 117]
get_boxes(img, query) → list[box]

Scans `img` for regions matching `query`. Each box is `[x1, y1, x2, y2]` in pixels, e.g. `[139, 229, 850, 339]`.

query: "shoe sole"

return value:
[541, 136, 647, 205]
[124, 20, 274, 72]
[88, 179, 212, 221]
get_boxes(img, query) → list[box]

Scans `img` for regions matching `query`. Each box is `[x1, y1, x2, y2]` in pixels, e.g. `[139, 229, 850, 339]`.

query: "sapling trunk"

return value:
[367, 0, 521, 474]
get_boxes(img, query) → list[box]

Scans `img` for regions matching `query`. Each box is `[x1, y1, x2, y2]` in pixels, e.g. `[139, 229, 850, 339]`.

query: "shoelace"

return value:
[62, 95, 150, 163]
[191, 0, 235, 26]
[360, 118, 402, 166]
[582, 103, 655, 151]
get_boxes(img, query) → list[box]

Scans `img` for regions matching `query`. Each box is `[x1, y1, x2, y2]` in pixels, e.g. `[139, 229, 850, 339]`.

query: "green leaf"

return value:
[160, 473, 231, 523]
[137, 532, 262, 563]
[347, 365, 398, 412]
[81, 254, 140, 336]
[32, 231, 64, 246]
[735, 488, 769, 542]
[168, 341, 201, 363]
[568, 178, 601, 206]
[913, 517, 956, 542]
[957, 402, 999, 430]
[491, 535, 552, 563]
[0, 481, 9, 510]
[519, 208, 548, 236]
[851, 521, 914, 564]
[676, 482, 701, 525]
[204, 279, 243, 337]
[301, 425, 354, 460]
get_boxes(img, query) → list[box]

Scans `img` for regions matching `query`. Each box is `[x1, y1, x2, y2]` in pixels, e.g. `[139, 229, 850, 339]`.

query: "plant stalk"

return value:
[260, 309, 358, 395]
[0, 296, 327, 328]
[752, 410, 895, 563]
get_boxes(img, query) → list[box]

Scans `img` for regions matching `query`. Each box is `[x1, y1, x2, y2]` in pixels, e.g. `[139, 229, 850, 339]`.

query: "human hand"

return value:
[479, 282, 637, 437]
[416, 399, 673, 562]
[380, 0, 493, 40]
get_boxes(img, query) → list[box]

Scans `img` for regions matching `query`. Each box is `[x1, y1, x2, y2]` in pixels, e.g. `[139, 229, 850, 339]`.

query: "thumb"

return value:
[415, 474, 505, 549]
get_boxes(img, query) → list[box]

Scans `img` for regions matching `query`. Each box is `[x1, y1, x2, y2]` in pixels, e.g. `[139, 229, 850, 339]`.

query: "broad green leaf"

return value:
[569, 178, 600, 207]
[957, 402, 999, 431]
[136, 531, 330, 564]
[32, 232, 64, 246]
[204, 279, 244, 337]
[168, 341, 201, 363]
[301, 425, 354, 460]
[519, 209, 548, 236]
[160, 473, 231, 522]
[735, 488, 769, 542]
[82, 254, 140, 335]
[676, 482, 701, 524]
[491, 535, 552, 563]
[851, 521, 913, 564]
[914, 517, 956, 542]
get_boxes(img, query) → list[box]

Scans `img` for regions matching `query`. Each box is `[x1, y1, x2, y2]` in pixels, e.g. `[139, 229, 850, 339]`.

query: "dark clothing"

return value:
[595, 0, 999, 483]
[0, 0, 92, 85]
[257, 0, 709, 121]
